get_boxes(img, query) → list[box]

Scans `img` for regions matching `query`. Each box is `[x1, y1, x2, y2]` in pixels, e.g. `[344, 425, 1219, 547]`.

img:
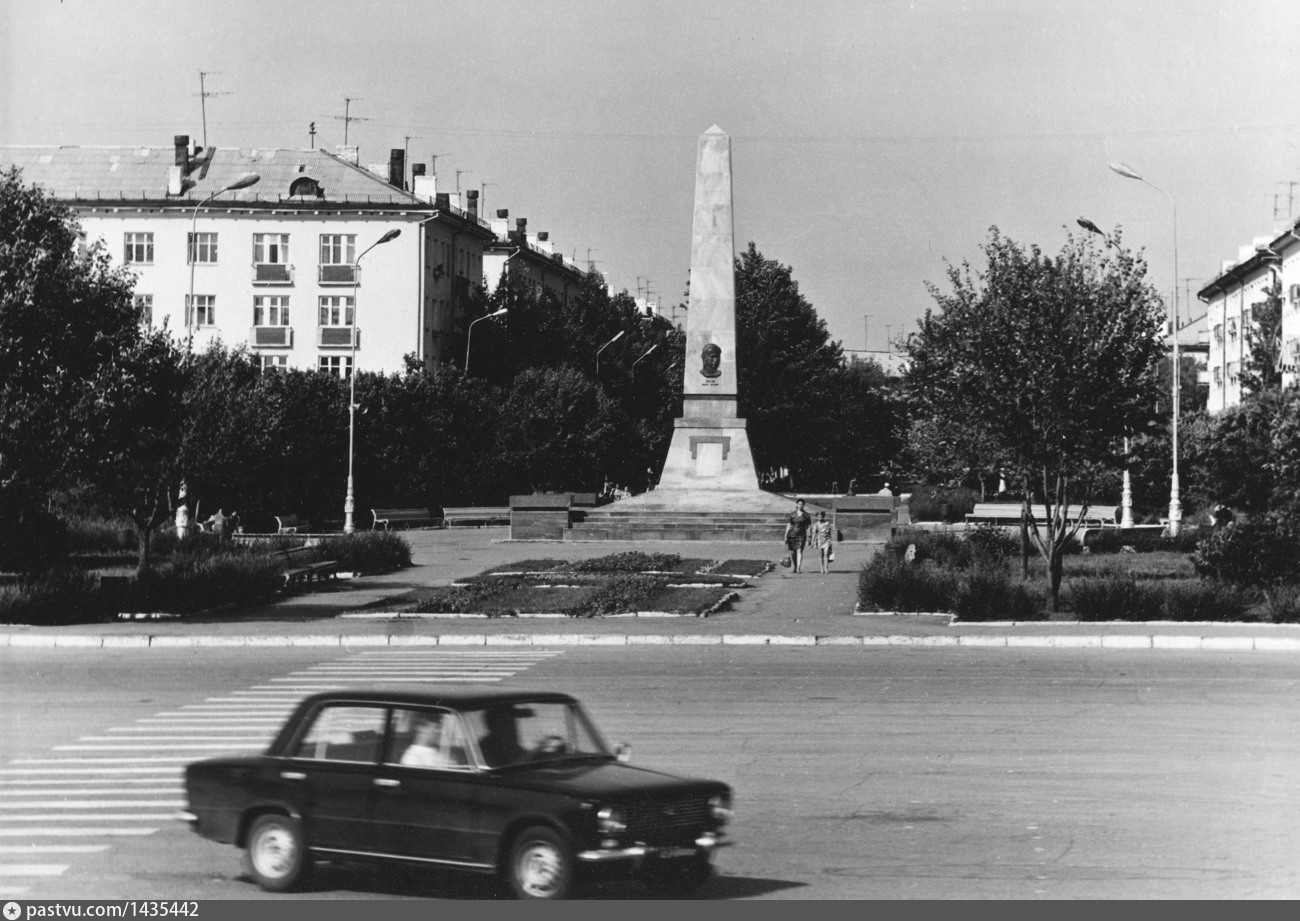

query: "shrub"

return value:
[885, 530, 971, 569]
[966, 522, 1018, 558]
[0, 511, 69, 572]
[1190, 518, 1300, 587]
[64, 515, 137, 552]
[0, 568, 106, 625]
[129, 549, 284, 614]
[584, 573, 669, 615]
[1259, 584, 1300, 624]
[858, 553, 959, 612]
[320, 532, 412, 574]
[907, 486, 978, 523]
[1065, 576, 1163, 622]
[953, 564, 1046, 621]
[1159, 581, 1252, 622]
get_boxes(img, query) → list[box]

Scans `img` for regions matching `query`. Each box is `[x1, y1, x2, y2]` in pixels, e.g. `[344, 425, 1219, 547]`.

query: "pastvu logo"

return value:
[3, 902, 21, 921]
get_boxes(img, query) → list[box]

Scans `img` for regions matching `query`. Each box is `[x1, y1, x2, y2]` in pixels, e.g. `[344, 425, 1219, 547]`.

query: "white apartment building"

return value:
[2, 137, 499, 375]
[1197, 221, 1300, 412]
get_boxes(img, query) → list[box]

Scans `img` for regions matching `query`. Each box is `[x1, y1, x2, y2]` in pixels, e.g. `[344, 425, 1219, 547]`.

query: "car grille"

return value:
[623, 796, 710, 842]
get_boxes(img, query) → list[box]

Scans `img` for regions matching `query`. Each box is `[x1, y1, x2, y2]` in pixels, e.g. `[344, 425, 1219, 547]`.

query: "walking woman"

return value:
[811, 510, 834, 573]
[783, 499, 812, 574]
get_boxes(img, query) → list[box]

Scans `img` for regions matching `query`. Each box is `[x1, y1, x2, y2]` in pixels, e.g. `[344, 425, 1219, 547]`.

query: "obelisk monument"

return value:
[629, 125, 790, 512]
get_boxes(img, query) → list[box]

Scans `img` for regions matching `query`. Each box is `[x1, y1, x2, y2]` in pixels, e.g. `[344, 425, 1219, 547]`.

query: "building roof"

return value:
[0, 144, 430, 210]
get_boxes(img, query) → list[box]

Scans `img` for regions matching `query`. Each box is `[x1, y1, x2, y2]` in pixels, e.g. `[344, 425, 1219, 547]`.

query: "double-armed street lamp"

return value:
[465, 308, 508, 375]
[1109, 160, 1182, 535]
[342, 228, 402, 534]
[187, 172, 260, 349]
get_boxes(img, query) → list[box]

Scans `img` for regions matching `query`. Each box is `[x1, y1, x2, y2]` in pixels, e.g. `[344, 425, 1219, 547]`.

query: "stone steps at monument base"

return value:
[564, 511, 792, 542]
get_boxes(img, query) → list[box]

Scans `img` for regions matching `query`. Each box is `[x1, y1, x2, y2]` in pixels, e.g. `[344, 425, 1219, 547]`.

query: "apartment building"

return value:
[1197, 221, 1300, 412]
[1, 136, 497, 374]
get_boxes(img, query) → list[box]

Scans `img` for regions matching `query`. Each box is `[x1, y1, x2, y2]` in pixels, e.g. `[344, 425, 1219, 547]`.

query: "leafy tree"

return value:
[904, 227, 1166, 609]
[0, 167, 141, 532]
[1241, 279, 1283, 394]
[734, 243, 849, 487]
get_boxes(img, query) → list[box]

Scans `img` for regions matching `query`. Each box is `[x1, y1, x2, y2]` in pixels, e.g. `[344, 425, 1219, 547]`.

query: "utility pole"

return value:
[332, 97, 370, 146]
[403, 135, 421, 176]
[430, 153, 447, 177]
[1179, 278, 1200, 328]
[455, 169, 472, 193]
[308, 121, 316, 149]
[480, 182, 492, 213]
[195, 71, 229, 149]
[864, 314, 870, 351]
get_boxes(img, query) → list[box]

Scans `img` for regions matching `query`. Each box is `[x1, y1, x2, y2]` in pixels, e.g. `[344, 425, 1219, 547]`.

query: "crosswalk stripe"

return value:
[0, 829, 157, 837]
[0, 801, 185, 810]
[0, 846, 110, 854]
[0, 789, 179, 797]
[0, 865, 69, 876]
[0, 814, 178, 822]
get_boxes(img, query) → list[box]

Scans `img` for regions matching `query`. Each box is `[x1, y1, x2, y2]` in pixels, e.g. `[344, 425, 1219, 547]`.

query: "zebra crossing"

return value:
[0, 648, 561, 895]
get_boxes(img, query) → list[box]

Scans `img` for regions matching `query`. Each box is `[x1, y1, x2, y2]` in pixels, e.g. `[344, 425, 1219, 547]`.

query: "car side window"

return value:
[387, 708, 472, 771]
[290, 705, 386, 763]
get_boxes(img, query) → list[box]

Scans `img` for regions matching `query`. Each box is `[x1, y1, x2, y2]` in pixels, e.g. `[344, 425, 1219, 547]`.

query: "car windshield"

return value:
[463, 699, 611, 768]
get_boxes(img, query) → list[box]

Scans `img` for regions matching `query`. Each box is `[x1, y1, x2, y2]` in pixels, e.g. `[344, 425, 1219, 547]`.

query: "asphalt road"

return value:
[0, 645, 1297, 900]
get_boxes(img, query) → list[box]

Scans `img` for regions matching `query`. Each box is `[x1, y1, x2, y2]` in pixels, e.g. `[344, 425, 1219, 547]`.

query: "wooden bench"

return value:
[371, 508, 439, 531]
[275, 514, 302, 535]
[442, 506, 511, 528]
[275, 545, 339, 589]
[965, 503, 1110, 526]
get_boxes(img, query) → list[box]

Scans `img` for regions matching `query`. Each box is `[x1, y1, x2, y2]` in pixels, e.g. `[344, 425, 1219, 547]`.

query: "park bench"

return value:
[371, 508, 440, 531]
[275, 514, 302, 535]
[275, 545, 339, 590]
[965, 503, 1110, 527]
[442, 506, 511, 528]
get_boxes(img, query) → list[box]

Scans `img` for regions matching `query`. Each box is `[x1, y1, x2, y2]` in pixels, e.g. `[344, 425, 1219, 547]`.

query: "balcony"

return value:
[253, 263, 294, 285]
[318, 326, 358, 348]
[250, 326, 293, 348]
[319, 264, 357, 284]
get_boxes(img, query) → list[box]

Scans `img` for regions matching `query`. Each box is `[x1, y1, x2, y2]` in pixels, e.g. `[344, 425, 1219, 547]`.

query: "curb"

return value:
[2, 632, 1297, 651]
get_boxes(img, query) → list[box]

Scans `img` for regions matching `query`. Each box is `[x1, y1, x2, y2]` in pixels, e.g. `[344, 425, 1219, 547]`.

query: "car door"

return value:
[279, 703, 387, 853]
[368, 708, 485, 865]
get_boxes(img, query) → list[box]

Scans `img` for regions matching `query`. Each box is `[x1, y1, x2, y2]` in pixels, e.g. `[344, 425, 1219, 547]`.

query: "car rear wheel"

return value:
[243, 814, 309, 892]
[642, 852, 714, 895]
[506, 825, 574, 900]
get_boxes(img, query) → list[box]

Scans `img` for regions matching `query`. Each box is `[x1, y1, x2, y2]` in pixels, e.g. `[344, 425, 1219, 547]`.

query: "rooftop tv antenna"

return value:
[195, 71, 230, 148]
[332, 97, 370, 146]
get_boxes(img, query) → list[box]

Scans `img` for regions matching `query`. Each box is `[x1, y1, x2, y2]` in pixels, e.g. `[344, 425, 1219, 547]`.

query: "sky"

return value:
[4, 0, 1300, 353]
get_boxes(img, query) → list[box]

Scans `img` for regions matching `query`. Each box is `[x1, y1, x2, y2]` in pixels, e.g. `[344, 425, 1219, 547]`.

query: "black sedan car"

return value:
[182, 689, 733, 899]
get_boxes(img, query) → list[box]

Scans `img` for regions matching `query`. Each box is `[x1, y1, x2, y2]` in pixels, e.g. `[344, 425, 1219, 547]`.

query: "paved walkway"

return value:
[3, 528, 1299, 650]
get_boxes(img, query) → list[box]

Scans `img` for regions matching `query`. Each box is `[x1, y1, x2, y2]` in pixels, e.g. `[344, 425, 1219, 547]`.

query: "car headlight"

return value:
[596, 806, 627, 835]
[708, 794, 733, 826]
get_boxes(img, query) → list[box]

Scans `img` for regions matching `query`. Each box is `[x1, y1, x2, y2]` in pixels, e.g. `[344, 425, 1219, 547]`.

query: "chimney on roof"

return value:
[412, 163, 426, 178]
[174, 135, 189, 170]
[388, 148, 406, 189]
[466, 189, 479, 219]
[512, 218, 527, 243]
[435, 192, 450, 210]
[491, 209, 509, 241]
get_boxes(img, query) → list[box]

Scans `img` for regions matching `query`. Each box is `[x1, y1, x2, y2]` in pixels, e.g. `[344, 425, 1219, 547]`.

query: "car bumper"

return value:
[576, 832, 730, 863]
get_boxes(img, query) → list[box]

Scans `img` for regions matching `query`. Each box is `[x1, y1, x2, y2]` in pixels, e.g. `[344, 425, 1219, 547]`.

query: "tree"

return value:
[904, 227, 1166, 609]
[734, 243, 849, 487]
[1241, 279, 1283, 394]
[0, 167, 142, 537]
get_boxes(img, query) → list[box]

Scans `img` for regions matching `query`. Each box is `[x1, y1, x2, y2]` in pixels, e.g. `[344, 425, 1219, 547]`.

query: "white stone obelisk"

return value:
[643, 126, 785, 510]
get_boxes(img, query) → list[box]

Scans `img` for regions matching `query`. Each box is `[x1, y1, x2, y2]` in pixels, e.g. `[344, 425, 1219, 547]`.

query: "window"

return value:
[319, 355, 353, 378]
[258, 354, 288, 371]
[133, 294, 153, 326]
[253, 295, 290, 327]
[319, 295, 354, 327]
[253, 234, 289, 264]
[387, 708, 471, 770]
[253, 234, 292, 283]
[188, 232, 218, 264]
[124, 232, 153, 264]
[319, 234, 357, 283]
[186, 294, 215, 327]
[290, 705, 385, 763]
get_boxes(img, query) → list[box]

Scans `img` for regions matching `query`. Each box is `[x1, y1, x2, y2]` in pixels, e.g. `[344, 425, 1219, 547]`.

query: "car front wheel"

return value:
[243, 814, 309, 892]
[506, 825, 574, 899]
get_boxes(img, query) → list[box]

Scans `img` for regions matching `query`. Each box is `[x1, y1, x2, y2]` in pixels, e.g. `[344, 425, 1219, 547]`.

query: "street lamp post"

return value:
[1078, 216, 1135, 530]
[465, 307, 508, 375]
[343, 228, 402, 534]
[596, 330, 626, 378]
[187, 172, 260, 349]
[1110, 161, 1182, 536]
[632, 343, 659, 373]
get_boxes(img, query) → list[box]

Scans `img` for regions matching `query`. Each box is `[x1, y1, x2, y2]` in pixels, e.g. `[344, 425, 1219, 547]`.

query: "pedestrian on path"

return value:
[784, 498, 812, 573]
[811, 510, 834, 573]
